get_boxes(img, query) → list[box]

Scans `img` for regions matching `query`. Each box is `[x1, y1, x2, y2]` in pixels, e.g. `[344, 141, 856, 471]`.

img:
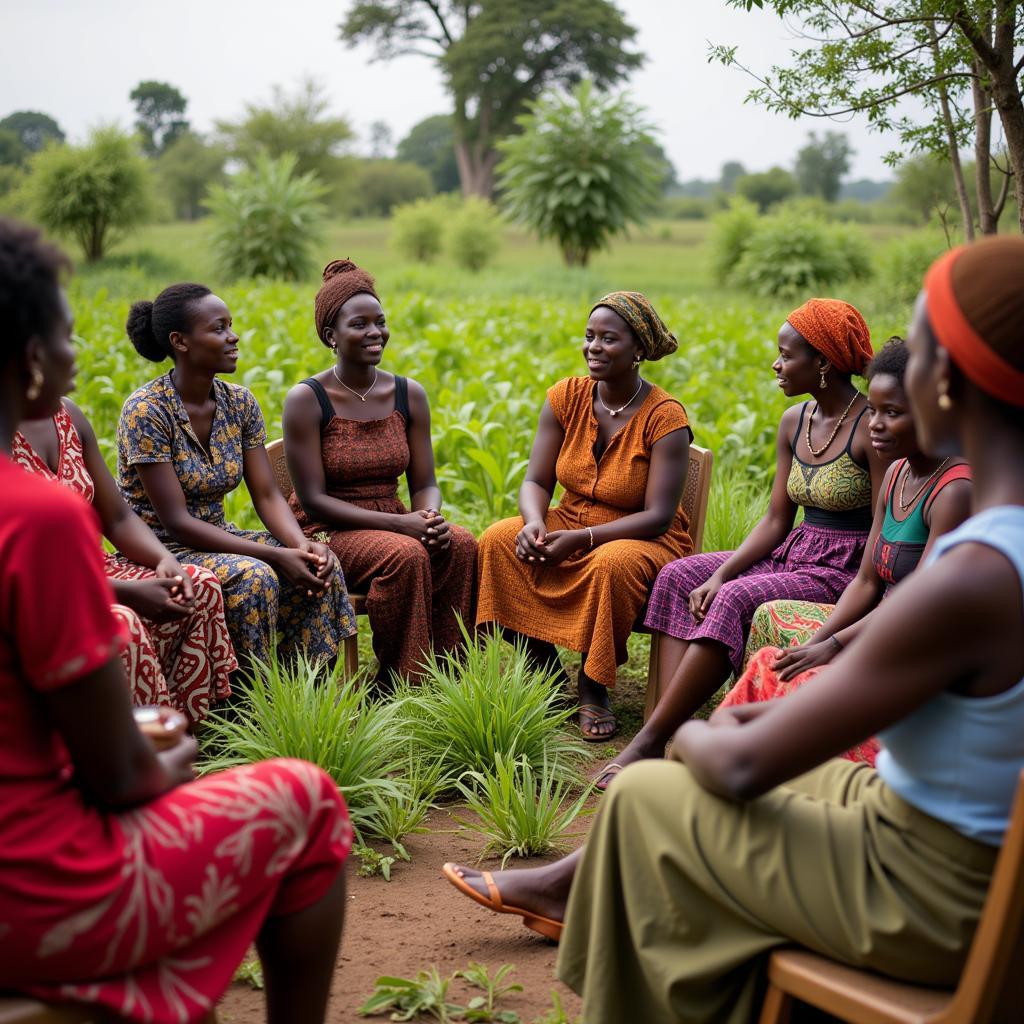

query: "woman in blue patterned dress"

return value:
[118, 283, 355, 669]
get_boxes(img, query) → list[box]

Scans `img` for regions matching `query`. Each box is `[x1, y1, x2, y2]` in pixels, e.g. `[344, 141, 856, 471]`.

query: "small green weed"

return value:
[455, 755, 594, 867]
[355, 844, 406, 882]
[232, 956, 264, 990]
[457, 963, 523, 1022]
[530, 991, 579, 1024]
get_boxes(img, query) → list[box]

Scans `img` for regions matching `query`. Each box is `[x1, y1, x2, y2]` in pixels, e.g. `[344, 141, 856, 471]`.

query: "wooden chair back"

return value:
[682, 444, 713, 556]
[758, 767, 1024, 1024]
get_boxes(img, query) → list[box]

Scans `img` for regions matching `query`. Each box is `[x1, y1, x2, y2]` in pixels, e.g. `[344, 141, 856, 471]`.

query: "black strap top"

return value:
[302, 375, 409, 432]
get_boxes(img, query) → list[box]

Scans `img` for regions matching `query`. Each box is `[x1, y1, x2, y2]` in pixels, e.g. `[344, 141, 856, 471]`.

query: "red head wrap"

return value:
[924, 237, 1024, 408]
[314, 259, 379, 343]
[786, 299, 873, 375]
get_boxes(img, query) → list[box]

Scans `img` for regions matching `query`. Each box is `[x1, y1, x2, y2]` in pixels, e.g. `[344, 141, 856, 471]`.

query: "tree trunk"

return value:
[929, 23, 975, 240]
[454, 140, 498, 198]
[973, 69, 999, 234]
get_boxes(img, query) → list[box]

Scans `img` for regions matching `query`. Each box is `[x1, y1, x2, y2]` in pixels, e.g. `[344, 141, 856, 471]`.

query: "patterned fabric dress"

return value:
[118, 374, 355, 665]
[476, 377, 692, 688]
[645, 402, 872, 673]
[722, 460, 973, 767]
[288, 376, 477, 681]
[0, 456, 352, 1023]
[12, 405, 236, 723]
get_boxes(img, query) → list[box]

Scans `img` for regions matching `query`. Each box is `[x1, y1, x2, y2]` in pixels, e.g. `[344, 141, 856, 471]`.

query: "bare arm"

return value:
[45, 657, 196, 810]
[405, 379, 443, 513]
[672, 543, 1024, 800]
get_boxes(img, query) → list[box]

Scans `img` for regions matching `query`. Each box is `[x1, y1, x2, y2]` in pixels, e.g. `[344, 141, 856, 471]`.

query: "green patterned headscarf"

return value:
[590, 291, 678, 362]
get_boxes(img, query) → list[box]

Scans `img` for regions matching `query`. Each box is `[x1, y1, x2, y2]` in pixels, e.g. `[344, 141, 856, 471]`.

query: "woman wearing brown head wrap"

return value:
[476, 292, 692, 741]
[593, 296, 886, 789]
[442, 243, 1024, 1024]
[283, 258, 477, 688]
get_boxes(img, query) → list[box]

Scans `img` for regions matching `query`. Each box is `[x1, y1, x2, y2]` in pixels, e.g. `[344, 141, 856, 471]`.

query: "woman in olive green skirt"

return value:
[443, 238, 1024, 1024]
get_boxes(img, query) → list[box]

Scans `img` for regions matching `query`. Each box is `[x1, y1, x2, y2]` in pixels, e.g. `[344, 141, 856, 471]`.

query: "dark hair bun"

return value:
[322, 258, 360, 281]
[125, 300, 166, 362]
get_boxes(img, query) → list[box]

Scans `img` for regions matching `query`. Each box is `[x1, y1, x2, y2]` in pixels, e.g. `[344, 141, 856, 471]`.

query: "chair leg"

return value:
[643, 630, 662, 723]
[342, 631, 359, 680]
[758, 983, 793, 1024]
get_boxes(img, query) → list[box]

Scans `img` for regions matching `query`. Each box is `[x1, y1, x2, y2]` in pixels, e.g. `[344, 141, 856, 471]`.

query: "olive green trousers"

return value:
[557, 759, 997, 1024]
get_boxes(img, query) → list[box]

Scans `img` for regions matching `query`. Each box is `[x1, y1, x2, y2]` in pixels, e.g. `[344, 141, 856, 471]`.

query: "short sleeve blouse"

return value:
[117, 373, 267, 536]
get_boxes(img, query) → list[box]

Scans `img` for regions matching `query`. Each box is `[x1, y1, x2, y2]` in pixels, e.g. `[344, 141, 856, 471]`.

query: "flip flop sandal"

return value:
[577, 703, 618, 742]
[441, 863, 564, 942]
[593, 761, 624, 792]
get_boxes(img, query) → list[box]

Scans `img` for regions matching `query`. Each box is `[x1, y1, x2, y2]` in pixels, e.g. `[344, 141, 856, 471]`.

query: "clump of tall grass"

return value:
[455, 755, 594, 867]
[392, 625, 585, 792]
[200, 650, 405, 841]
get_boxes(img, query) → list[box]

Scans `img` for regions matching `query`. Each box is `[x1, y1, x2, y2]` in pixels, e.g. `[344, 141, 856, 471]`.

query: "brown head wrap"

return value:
[590, 291, 678, 361]
[924, 236, 1024, 407]
[786, 298, 872, 375]
[314, 259, 380, 343]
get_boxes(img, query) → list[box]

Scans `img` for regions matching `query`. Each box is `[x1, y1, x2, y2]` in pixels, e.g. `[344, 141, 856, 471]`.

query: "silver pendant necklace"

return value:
[598, 379, 643, 417]
[332, 365, 377, 402]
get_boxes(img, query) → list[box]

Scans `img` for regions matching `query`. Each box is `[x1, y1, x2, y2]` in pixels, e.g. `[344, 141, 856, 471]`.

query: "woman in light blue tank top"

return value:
[440, 237, 1024, 1024]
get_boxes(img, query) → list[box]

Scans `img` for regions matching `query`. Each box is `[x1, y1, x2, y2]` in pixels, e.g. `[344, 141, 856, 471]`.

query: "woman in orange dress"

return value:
[476, 292, 692, 739]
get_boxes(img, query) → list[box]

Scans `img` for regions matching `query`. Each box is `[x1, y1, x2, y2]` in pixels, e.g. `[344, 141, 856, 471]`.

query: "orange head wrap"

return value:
[923, 237, 1024, 408]
[314, 259, 379, 343]
[786, 299, 873, 376]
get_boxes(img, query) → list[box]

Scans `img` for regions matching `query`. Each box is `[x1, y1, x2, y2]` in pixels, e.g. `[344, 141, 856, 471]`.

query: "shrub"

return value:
[730, 213, 872, 299]
[875, 232, 948, 306]
[454, 755, 594, 867]
[391, 626, 584, 790]
[709, 197, 759, 284]
[205, 152, 325, 280]
[391, 195, 450, 263]
[199, 650, 403, 840]
[446, 197, 502, 272]
[497, 80, 661, 267]
[353, 158, 433, 217]
[29, 127, 153, 262]
[662, 195, 712, 220]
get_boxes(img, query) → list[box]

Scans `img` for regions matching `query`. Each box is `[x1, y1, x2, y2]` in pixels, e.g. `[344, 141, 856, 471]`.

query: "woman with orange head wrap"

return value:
[283, 259, 477, 688]
[592, 297, 887, 789]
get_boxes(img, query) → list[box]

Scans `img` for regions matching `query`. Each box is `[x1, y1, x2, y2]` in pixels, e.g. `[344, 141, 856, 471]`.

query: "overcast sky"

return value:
[1, 0, 909, 181]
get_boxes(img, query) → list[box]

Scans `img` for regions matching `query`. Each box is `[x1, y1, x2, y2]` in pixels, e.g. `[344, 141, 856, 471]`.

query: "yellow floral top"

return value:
[117, 373, 267, 540]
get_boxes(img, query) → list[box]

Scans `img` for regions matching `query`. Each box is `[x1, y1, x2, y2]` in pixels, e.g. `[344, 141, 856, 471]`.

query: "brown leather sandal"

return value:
[578, 702, 617, 742]
[441, 863, 563, 942]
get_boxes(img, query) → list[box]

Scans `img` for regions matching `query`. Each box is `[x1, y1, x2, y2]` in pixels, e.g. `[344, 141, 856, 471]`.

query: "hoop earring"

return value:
[938, 390, 953, 411]
[819, 371, 828, 390]
[25, 365, 44, 402]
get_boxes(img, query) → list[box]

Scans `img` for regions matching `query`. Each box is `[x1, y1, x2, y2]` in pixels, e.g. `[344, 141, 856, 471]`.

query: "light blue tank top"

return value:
[876, 505, 1024, 847]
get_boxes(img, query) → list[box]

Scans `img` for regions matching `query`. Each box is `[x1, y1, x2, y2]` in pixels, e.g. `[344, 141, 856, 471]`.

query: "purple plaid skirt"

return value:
[643, 523, 868, 672]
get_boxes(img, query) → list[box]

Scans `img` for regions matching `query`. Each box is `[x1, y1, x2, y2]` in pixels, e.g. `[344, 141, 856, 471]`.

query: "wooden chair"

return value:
[642, 443, 713, 721]
[0, 1000, 217, 1023]
[265, 437, 364, 678]
[758, 767, 1024, 1024]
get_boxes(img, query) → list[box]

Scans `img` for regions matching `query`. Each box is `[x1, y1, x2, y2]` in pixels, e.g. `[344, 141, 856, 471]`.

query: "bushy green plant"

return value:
[731, 213, 871, 299]
[354, 158, 434, 217]
[359, 750, 446, 857]
[454, 755, 593, 867]
[709, 197, 759, 284]
[392, 627, 584, 790]
[199, 650, 402, 838]
[29, 126, 153, 261]
[205, 152, 325, 280]
[875, 232, 947, 306]
[446, 198, 502, 272]
[392, 195, 451, 263]
[498, 80, 661, 267]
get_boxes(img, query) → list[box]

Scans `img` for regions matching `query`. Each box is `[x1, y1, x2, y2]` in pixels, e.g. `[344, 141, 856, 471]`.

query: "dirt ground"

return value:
[218, 806, 587, 1024]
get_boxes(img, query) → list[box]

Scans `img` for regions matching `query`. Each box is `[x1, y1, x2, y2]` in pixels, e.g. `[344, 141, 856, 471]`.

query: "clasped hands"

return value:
[395, 509, 452, 552]
[514, 520, 589, 566]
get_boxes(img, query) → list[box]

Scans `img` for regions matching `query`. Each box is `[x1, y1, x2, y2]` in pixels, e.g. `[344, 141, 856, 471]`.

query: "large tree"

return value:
[0, 111, 65, 153]
[397, 114, 460, 191]
[716, 2, 1024, 236]
[340, 0, 644, 197]
[129, 81, 189, 156]
[794, 131, 853, 201]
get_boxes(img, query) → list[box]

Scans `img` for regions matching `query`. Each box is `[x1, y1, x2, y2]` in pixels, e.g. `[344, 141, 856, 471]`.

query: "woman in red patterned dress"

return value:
[14, 399, 237, 724]
[0, 217, 351, 1024]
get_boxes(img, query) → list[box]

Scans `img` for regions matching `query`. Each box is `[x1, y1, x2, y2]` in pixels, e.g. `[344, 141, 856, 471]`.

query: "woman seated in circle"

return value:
[476, 292, 692, 740]
[598, 299, 885, 781]
[0, 217, 350, 1024]
[283, 259, 477, 686]
[443, 234, 1024, 1024]
[13, 397, 237, 724]
[718, 337, 971, 767]
[118, 283, 355, 672]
